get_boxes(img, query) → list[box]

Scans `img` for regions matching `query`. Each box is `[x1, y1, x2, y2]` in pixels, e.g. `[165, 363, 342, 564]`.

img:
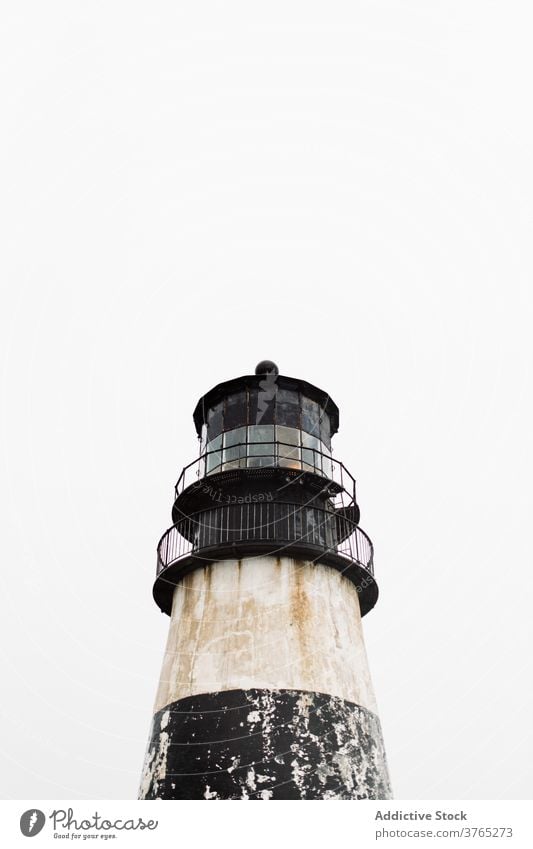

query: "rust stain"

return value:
[290, 559, 310, 658]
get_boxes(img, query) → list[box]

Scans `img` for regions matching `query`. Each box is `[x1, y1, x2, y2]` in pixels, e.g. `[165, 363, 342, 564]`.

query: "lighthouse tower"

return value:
[139, 361, 392, 800]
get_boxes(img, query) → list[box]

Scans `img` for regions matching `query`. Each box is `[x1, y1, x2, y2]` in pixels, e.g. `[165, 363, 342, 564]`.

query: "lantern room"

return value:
[192, 360, 340, 478]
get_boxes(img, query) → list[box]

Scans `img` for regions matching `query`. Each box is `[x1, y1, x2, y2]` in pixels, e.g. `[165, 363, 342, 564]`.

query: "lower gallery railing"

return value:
[157, 501, 374, 577]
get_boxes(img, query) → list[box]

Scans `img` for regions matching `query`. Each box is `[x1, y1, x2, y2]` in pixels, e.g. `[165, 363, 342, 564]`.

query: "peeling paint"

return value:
[246, 768, 257, 792]
[139, 688, 392, 800]
[139, 728, 170, 800]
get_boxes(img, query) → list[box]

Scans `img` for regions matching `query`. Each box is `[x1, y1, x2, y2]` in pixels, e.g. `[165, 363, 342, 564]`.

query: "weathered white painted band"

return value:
[154, 555, 379, 714]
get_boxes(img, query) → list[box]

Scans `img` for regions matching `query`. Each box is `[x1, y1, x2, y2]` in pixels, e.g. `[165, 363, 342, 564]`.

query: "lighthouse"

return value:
[139, 361, 392, 800]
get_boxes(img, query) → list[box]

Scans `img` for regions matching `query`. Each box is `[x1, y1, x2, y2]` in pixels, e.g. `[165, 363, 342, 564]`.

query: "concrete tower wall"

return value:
[139, 556, 392, 800]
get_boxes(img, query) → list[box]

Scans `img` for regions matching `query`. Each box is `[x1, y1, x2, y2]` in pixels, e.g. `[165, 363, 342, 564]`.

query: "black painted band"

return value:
[139, 688, 392, 800]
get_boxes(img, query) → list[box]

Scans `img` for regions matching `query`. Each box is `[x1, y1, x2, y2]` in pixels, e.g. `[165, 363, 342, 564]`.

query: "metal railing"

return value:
[157, 501, 373, 578]
[174, 441, 357, 505]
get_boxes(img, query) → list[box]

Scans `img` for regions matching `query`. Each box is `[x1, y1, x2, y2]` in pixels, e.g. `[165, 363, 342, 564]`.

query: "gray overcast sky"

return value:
[1, 1, 532, 800]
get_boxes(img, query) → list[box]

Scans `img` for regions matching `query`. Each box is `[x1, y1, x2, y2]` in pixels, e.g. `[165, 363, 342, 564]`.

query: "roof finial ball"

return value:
[255, 359, 279, 375]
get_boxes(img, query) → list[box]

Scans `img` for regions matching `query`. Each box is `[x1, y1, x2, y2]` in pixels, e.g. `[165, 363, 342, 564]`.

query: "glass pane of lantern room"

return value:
[224, 426, 246, 447]
[301, 447, 315, 472]
[207, 452, 221, 474]
[224, 391, 247, 430]
[278, 425, 301, 468]
[301, 431, 320, 450]
[207, 433, 222, 452]
[276, 426, 300, 469]
[319, 411, 331, 447]
[207, 401, 224, 440]
[276, 425, 300, 446]
[222, 427, 247, 469]
[247, 424, 275, 467]
[248, 425, 275, 456]
[247, 455, 274, 468]
[247, 386, 258, 425]
[206, 434, 222, 473]
[301, 431, 320, 473]
[320, 442, 333, 477]
[222, 445, 246, 469]
[302, 396, 321, 439]
[279, 447, 301, 468]
[275, 388, 300, 428]
[249, 384, 275, 425]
